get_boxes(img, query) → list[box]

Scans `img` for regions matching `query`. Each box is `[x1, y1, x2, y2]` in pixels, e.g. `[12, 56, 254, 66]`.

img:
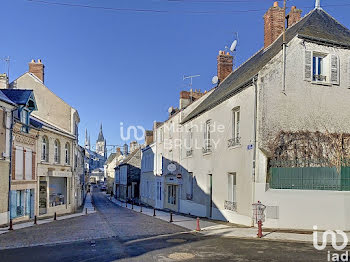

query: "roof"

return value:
[119, 148, 141, 167]
[182, 9, 350, 124]
[0, 89, 34, 106]
[97, 124, 104, 142]
[30, 115, 74, 138]
[0, 91, 16, 106]
[106, 153, 117, 164]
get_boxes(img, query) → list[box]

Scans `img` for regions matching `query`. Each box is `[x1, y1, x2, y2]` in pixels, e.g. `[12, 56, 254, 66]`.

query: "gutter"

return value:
[251, 76, 258, 227]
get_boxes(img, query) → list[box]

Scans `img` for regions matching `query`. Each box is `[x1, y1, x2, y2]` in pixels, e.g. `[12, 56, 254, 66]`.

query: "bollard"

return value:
[132, 201, 134, 210]
[34, 215, 37, 225]
[9, 219, 13, 231]
[94, 206, 96, 211]
[153, 208, 156, 217]
[170, 212, 173, 223]
[257, 220, 263, 238]
[125, 201, 127, 208]
[85, 208, 88, 215]
[140, 204, 143, 213]
[196, 217, 201, 231]
[54, 212, 57, 221]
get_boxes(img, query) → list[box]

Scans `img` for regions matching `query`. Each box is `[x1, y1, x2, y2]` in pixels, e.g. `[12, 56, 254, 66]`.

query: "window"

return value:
[169, 122, 173, 139]
[186, 128, 193, 157]
[304, 50, 339, 85]
[229, 108, 241, 147]
[41, 136, 48, 161]
[15, 146, 23, 180]
[159, 128, 164, 143]
[54, 140, 60, 163]
[313, 55, 326, 82]
[186, 172, 194, 200]
[20, 109, 29, 133]
[65, 143, 70, 165]
[228, 173, 237, 203]
[203, 120, 212, 153]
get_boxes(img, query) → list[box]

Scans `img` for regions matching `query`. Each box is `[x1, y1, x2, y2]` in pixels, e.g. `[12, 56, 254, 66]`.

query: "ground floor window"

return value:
[167, 185, 177, 205]
[10, 189, 34, 219]
[49, 177, 67, 207]
[156, 181, 162, 201]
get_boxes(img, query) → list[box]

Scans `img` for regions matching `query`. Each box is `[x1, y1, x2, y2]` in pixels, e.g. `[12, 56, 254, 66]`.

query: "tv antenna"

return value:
[3, 56, 10, 78]
[183, 74, 200, 88]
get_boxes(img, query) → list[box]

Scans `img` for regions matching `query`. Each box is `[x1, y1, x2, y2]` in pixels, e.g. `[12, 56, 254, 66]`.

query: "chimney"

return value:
[264, 1, 285, 49]
[145, 130, 154, 146]
[116, 147, 121, 154]
[0, 74, 8, 89]
[123, 143, 128, 156]
[217, 51, 233, 84]
[287, 6, 302, 28]
[129, 141, 139, 153]
[179, 90, 205, 109]
[29, 59, 45, 83]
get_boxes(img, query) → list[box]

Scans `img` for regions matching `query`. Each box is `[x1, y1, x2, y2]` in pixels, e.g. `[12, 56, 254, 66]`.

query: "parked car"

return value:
[101, 185, 106, 191]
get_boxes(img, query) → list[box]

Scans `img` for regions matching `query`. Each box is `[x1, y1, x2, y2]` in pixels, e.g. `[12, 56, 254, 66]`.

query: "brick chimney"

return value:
[179, 89, 205, 109]
[264, 1, 285, 49]
[287, 6, 302, 28]
[145, 130, 154, 146]
[29, 59, 45, 83]
[217, 51, 233, 84]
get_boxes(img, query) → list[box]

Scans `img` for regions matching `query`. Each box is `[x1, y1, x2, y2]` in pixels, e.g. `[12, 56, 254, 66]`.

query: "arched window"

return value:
[65, 143, 70, 165]
[41, 136, 49, 161]
[54, 139, 60, 163]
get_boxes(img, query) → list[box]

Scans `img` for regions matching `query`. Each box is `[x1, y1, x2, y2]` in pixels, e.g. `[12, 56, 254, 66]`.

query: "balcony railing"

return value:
[186, 149, 193, 157]
[228, 137, 241, 148]
[224, 200, 237, 212]
[313, 74, 327, 82]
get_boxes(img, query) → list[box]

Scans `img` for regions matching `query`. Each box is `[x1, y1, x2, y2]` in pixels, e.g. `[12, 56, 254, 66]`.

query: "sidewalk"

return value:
[0, 192, 96, 235]
[105, 194, 350, 243]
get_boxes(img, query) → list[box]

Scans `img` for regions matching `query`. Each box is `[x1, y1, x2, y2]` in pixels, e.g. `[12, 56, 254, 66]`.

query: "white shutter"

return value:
[15, 146, 23, 180]
[304, 50, 312, 81]
[330, 54, 340, 85]
[25, 149, 32, 180]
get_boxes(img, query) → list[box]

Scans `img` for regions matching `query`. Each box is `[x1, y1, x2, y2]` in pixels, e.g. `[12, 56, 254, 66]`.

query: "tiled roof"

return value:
[0, 89, 33, 106]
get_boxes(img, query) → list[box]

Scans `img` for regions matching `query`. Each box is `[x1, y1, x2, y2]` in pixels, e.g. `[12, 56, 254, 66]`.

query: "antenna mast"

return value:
[3, 56, 10, 79]
[315, 0, 321, 9]
[183, 75, 200, 88]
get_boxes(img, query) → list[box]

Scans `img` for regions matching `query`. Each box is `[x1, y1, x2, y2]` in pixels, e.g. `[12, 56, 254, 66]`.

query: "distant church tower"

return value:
[96, 124, 107, 159]
[85, 128, 90, 150]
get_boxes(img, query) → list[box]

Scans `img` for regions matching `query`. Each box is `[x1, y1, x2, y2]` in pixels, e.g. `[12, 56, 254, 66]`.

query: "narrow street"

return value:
[0, 189, 329, 262]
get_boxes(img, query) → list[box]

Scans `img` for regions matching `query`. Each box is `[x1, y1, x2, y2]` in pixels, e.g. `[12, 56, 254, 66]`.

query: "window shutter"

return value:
[330, 54, 340, 85]
[304, 50, 312, 81]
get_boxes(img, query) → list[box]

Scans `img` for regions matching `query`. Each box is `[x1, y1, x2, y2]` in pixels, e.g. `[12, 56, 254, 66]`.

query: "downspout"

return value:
[8, 108, 16, 223]
[282, 0, 287, 94]
[251, 76, 258, 227]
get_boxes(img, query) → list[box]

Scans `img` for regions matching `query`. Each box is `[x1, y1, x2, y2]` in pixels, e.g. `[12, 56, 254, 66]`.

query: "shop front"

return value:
[10, 187, 35, 220]
[39, 171, 72, 216]
[164, 174, 182, 212]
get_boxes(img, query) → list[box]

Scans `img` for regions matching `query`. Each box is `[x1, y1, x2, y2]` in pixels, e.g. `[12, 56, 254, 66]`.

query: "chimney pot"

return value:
[273, 1, 278, 7]
[29, 59, 45, 83]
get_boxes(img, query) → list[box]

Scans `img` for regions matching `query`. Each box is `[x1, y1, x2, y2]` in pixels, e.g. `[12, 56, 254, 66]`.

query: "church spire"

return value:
[97, 123, 104, 142]
[85, 128, 90, 150]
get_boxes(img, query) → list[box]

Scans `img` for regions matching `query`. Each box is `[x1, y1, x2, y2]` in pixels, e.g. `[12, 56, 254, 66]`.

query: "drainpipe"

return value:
[251, 77, 258, 227]
[282, 0, 287, 94]
[7, 108, 16, 223]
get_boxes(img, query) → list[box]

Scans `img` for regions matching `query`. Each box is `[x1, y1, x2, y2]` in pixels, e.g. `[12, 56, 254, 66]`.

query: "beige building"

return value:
[9, 60, 81, 217]
[105, 148, 122, 194]
[0, 78, 17, 225]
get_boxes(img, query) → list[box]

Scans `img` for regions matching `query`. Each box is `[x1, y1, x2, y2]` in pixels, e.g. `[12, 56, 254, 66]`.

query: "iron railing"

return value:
[224, 200, 237, 212]
[228, 137, 241, 148]
[186, 149, 193, 157]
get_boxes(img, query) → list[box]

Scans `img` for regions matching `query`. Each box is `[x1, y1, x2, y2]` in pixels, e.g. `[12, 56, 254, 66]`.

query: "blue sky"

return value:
[1, 0, 350, 153]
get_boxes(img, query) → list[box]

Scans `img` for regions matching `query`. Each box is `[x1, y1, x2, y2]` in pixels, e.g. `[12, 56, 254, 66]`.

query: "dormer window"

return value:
[20, 109, 29, 133]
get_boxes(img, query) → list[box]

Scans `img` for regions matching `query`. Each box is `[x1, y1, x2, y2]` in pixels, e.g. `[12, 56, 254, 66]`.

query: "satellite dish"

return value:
[212, 76, 219, 85]
[230, 40, 238, 53]
[168, 107, 173, 114]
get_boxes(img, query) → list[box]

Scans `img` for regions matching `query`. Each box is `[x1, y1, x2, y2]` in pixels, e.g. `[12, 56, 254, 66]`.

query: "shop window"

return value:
[49, 177, 67, 207]
[167, 185, 176, 205]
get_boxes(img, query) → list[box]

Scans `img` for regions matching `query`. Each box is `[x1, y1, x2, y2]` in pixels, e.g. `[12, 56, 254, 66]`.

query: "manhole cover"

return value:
[168, 252, 195, 260]
[166, 239, 187, 243]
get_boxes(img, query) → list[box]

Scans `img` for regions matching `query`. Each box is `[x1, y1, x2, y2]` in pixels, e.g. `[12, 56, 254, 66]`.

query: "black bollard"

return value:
[132, 201, 134, 210]
[140, 204, 143, 213]
[153, 208, 156, 217]
[9, 219, 13, 230]
[170, 212, 173, 223]
[85, 208, 88, 215]
[54, 212, 57, 221]
[34, 215, 37, 225]
[125, 201, 127, 208]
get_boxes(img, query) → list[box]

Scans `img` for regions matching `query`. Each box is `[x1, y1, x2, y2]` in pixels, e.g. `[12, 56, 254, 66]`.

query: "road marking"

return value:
[124, 232, 192, 245]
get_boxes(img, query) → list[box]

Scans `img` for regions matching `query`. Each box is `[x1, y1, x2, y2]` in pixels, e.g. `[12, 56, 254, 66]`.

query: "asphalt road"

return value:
[0, 189, 333, 262]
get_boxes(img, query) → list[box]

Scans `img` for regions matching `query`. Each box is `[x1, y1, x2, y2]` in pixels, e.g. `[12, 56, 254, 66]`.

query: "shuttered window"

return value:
[15, 146, 23, 180]
[25, 149, 32, 180]
[304, 50, 312, 81]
